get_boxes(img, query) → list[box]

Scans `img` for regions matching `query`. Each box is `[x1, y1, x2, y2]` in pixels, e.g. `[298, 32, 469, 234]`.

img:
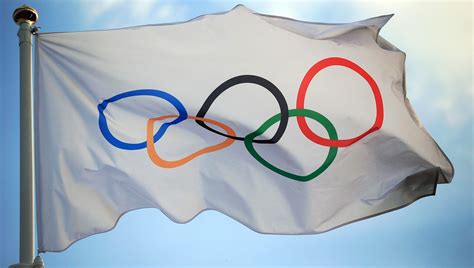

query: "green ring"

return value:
[244, 109, 338, 182]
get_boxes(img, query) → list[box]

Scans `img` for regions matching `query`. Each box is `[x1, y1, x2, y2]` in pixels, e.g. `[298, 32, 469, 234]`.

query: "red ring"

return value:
[296, 57, 384, 147]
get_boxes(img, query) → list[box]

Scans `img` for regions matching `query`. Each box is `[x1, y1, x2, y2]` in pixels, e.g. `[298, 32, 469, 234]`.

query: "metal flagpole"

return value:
[10, 5, 44, 268]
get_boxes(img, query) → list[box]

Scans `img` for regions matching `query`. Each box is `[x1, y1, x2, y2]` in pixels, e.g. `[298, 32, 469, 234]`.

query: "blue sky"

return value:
[0, 0, 472, 267]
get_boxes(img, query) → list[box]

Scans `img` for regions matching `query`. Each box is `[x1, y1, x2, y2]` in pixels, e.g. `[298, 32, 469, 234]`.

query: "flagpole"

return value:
[10, 5, 43, 268]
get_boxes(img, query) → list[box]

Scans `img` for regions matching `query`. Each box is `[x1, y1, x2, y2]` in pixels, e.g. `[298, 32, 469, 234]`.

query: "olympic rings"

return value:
[296, 57, 384, 147]
[98, 89, 187, 150]
[196, 75, 289, 144]
[146, 115, 236, 168]
[98, 57, 384, 181]
[244, 109, 338, 182]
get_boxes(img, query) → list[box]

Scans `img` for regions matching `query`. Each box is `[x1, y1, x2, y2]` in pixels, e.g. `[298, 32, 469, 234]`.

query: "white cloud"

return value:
[81, 0, 190, 28]
[82, 0, 121, 25]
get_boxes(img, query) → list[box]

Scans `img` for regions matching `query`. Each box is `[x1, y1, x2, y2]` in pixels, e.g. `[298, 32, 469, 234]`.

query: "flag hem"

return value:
[36, 4, 394, 36]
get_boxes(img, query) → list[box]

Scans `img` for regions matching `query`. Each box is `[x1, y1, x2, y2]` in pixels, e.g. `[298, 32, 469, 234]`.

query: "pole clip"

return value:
[31, 26, 40, 35]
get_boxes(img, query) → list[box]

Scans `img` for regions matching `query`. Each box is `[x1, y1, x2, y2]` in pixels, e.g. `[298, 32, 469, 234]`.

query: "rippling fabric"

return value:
[35, 5, 453, 252]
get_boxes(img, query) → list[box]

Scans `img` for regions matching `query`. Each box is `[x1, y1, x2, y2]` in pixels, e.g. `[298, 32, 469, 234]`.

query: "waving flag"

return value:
[35, 5, 453, 252]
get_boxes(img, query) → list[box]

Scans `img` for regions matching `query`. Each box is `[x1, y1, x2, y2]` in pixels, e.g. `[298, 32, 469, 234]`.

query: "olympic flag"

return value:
[36, 5, 453, 252]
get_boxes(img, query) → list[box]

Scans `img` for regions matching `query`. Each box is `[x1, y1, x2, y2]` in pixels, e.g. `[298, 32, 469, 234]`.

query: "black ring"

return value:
[196, 75, 289, 144]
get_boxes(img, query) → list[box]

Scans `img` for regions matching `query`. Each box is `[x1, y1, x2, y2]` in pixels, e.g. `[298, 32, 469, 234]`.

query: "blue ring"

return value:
[98, 89, 188, 150]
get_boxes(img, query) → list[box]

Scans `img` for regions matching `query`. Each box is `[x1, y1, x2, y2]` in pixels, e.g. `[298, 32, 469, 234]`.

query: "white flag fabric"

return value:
[36, 5, 453, 252]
